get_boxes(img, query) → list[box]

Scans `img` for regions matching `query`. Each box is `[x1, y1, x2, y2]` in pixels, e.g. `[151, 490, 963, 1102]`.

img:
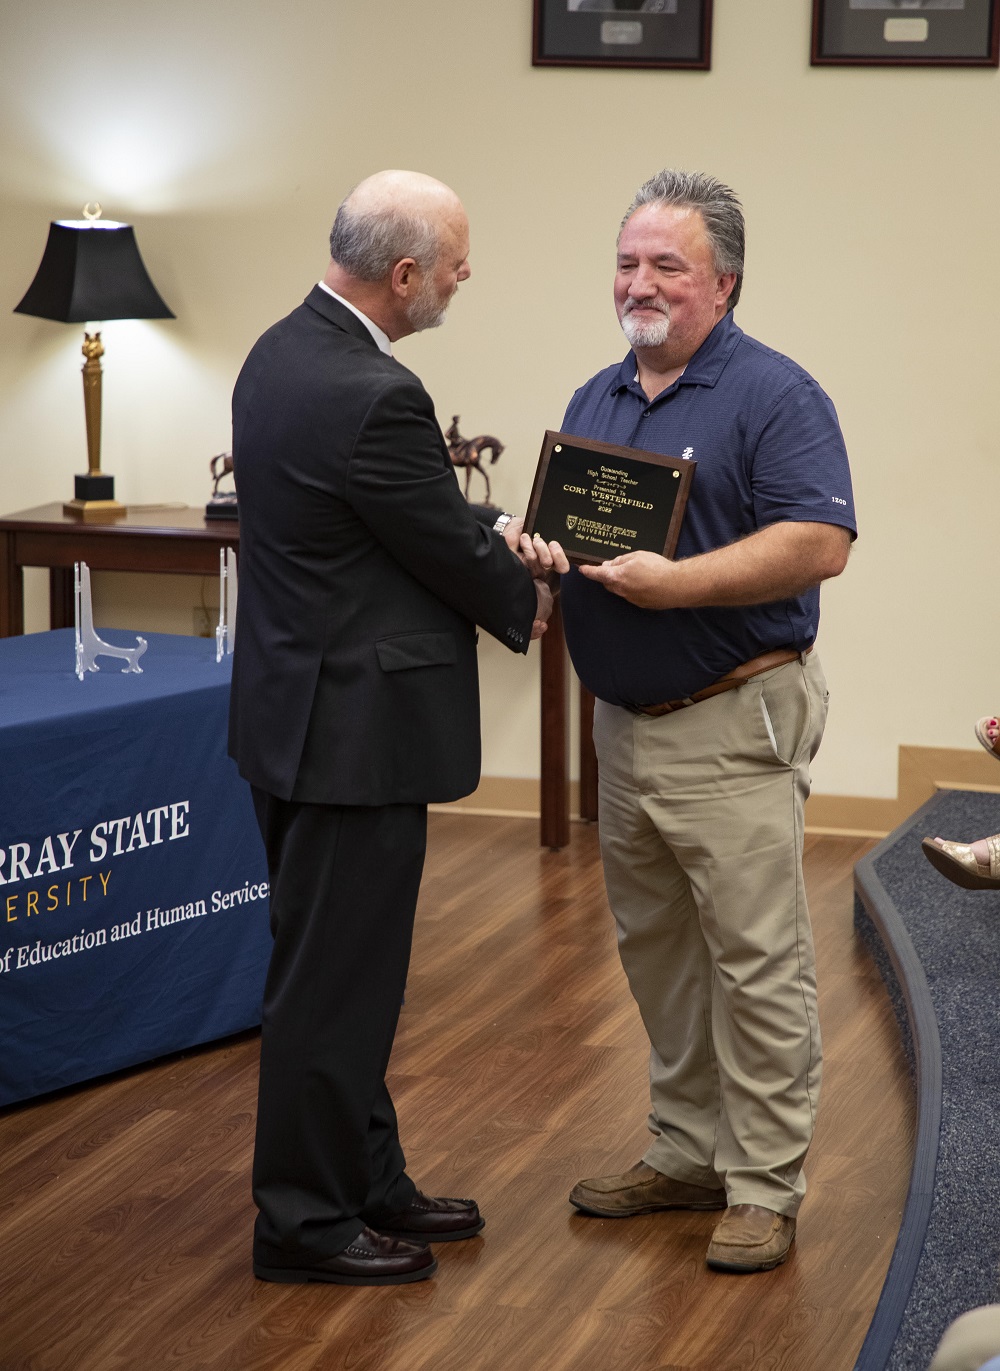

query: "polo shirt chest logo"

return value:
[682, 447, 694, 460]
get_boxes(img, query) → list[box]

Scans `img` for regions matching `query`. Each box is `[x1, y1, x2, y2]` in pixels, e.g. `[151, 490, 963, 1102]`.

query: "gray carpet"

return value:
[855, 789, 1000, 1371]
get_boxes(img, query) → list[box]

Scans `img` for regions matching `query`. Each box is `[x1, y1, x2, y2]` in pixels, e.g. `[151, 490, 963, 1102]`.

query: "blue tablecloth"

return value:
[0, 629, 271, 1106]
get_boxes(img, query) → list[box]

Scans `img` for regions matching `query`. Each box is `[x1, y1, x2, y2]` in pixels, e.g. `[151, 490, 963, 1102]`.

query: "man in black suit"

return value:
[230, 170, 564, 1286]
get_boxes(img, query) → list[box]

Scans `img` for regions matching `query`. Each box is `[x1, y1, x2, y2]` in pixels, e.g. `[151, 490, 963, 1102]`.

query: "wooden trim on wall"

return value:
[430, 777, 554, 820]
[805, 746, 1000, 837]
[433, 746, 1000, 838]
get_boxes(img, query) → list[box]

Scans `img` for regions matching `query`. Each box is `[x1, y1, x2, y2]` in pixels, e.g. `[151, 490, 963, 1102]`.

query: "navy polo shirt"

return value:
[559, 311, 856, 707]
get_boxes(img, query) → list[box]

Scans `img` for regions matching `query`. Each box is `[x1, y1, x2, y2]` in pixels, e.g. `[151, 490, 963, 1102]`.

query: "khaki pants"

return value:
[929, 1307, 1000, 1371]
[593, 653, 828, 1216]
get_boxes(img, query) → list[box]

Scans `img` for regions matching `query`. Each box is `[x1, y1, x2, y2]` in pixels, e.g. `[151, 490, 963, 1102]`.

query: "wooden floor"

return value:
[0, 818, 911, 1371]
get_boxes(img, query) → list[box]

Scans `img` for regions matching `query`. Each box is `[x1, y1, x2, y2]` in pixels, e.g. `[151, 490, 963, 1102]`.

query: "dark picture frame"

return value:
[524, 430, 696, 566]
[532, 0, 712, 70]
[811, 0, 1000, 66]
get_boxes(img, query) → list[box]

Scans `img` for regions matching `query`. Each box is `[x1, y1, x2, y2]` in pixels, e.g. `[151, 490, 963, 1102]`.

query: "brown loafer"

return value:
[253, 1224, 436, 1285]
[369, 1190, 485, 1242]
[706, 1204, 795, 1273]
[569, 1161, 727, 1217]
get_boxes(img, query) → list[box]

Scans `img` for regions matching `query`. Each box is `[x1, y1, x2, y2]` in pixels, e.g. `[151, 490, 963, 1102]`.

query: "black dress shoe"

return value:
[370, 1190, 485, 1242]
[253, 1224, 437, 1285]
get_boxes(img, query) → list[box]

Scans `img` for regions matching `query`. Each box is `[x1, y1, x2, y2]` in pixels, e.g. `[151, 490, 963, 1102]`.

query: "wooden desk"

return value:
[0, 502, 591, 848]
[0, 503, 239, 637]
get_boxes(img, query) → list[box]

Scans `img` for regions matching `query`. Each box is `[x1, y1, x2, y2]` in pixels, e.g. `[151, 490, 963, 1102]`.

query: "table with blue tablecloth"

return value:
[0, 629, 272, 1107]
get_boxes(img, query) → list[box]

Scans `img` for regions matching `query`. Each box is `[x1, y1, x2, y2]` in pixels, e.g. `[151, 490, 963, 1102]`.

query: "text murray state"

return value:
[0, 801, 191, 888]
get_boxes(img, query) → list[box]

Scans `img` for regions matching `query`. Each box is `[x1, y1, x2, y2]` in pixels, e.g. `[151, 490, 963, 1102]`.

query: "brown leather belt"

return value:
[635, 646, 813, 718]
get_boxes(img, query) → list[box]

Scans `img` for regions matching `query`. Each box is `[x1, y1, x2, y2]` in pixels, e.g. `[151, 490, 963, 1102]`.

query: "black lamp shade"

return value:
[14, 221, 175, 323]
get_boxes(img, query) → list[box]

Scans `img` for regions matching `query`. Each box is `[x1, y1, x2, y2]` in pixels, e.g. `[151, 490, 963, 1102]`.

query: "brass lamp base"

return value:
[64, 472, 126, 522]
[63, 498, 127, 522]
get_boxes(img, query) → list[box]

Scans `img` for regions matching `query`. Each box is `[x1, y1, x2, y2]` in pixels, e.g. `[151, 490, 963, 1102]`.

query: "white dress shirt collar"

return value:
[317, 281, 392, 356]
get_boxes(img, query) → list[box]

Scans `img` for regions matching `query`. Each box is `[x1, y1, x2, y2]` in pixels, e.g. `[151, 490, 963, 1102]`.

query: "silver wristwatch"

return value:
[492, 512, 514, 535]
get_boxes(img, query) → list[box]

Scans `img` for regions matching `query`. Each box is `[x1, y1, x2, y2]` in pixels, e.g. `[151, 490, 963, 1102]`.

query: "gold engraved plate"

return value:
[601, 20, 643, 43]
[884, 16, 930, 37]
[849, 1, 963, 7]
[849, 1, 963, 8]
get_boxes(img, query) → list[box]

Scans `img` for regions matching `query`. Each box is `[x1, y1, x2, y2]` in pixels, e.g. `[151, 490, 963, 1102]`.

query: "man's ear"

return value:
[391, 257, 419, 299]
[717, 272, 738, 308]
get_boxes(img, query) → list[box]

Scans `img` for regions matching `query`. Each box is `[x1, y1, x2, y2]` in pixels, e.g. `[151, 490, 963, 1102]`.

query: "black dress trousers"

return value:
[250, 789, 426, 1257]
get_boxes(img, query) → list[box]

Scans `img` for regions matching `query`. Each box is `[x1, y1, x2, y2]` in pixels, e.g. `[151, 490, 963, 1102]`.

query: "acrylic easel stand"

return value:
[74, 560, 148, 680]
[215, 547, 237, 662]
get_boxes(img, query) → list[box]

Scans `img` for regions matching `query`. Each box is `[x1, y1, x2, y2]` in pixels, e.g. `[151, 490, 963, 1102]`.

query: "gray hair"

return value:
[329, 200, 439, 281]
[620, 169, 744, 311]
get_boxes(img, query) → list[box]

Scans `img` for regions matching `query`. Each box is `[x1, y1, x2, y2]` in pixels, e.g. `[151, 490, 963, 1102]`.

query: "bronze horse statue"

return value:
[445, 416, 504, 505]
[210, 450, 235, 497]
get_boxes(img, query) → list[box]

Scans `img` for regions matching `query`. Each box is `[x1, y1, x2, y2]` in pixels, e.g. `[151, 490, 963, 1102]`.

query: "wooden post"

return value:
[540, 595, 570, 850]
[49, 567, 75, 630]
[579, 684, 598, 822]
[0, 530, 23, 637]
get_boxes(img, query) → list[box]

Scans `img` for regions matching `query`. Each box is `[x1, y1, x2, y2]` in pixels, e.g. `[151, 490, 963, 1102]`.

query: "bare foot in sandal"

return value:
[921, 834, 1000, 890]
[974, 716, 1000, 759]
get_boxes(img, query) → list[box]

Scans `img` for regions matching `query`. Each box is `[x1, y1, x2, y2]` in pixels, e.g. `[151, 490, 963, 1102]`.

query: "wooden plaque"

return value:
[524, 429, 695, 566]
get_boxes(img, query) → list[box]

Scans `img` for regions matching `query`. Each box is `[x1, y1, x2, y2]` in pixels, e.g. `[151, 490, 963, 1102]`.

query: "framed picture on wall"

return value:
[811, 0, 1000, 66]
[532, 0, 713, 69]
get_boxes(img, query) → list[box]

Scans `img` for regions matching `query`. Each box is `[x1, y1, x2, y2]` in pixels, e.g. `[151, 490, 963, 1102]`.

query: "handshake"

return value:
[499, 517, 570, 642]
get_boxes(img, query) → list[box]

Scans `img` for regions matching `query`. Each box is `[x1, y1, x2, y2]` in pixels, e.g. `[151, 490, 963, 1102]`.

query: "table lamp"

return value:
[14, 203, 175, 521]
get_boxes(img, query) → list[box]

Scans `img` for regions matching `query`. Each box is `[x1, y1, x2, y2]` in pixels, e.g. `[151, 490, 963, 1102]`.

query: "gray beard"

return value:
[406, 277, 449, 332]
[621, 302, 670, 349]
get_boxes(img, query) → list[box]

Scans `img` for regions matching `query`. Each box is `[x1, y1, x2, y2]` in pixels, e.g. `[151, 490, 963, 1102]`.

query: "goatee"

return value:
[621, 299, 670, 349]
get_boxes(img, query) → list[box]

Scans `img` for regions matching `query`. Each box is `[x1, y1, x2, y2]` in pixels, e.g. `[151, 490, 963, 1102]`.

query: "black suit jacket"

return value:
[229, 287, 536, 806]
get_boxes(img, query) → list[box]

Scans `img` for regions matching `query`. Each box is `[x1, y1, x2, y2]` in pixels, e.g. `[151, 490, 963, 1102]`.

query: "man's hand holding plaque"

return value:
[577, 549, 683, 608]
[579, 520, 851, 610]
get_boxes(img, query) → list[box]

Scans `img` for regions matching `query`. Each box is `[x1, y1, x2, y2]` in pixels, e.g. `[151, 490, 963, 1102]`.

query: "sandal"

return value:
[974, 715, 1000, 760]
[921, 834, 1000, 891]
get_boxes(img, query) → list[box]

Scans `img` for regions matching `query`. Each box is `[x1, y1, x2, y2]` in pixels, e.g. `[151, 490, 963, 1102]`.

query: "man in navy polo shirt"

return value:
[561, 169, 855, 1273]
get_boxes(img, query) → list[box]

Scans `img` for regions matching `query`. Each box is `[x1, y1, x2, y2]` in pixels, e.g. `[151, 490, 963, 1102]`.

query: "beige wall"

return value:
[2, 0, 998, 802]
